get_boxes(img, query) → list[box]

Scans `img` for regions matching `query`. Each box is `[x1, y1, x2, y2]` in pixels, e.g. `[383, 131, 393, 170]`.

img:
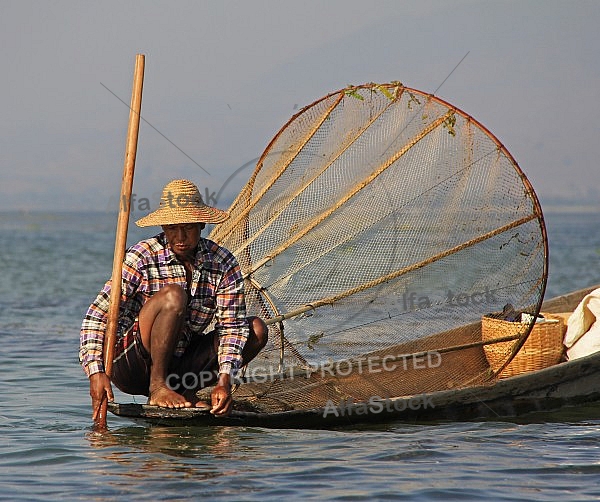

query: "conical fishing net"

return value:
[208, 82, 548, 413]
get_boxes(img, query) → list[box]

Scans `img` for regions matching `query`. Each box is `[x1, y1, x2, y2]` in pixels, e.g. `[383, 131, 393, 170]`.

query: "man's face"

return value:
[162, 223, 204, 260]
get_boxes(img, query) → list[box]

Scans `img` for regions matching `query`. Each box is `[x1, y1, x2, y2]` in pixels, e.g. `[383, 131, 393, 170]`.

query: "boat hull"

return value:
[108, 348, 600, 428]
[108, 285, 600, 428]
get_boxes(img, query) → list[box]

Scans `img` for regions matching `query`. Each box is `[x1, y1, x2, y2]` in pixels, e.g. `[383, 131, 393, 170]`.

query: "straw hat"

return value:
[135, 179, 229, 227]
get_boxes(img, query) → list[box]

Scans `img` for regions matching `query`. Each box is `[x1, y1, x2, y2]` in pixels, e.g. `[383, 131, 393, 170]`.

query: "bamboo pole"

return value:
[97, 54, 145, 428]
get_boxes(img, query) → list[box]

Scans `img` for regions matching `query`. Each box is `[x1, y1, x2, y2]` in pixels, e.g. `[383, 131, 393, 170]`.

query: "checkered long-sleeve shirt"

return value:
[79, 234, 249, 378]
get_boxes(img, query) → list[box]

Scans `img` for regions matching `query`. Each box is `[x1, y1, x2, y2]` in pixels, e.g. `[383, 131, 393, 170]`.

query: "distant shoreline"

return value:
[542, 205, 600, 214]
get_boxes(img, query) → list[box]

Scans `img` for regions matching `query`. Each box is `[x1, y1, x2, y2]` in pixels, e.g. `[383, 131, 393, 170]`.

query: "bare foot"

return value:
[148, 385, 192, 408]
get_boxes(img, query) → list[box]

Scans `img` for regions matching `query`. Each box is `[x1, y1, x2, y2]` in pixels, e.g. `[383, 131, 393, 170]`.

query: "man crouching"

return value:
[79, 179, 267, 418]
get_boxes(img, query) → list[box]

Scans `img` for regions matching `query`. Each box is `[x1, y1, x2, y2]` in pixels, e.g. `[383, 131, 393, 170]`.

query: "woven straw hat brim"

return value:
[134, 179, 230, 227]
[135, 206, 229, 227]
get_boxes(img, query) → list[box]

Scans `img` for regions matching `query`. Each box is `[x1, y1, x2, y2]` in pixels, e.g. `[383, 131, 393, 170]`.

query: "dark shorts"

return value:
[111, 321, 219, 396]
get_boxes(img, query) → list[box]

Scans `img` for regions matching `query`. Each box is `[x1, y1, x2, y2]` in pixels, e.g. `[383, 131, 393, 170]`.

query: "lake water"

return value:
[1, 209, 600, 501]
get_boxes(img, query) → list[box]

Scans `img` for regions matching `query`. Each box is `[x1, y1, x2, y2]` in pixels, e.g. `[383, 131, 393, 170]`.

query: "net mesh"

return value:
[207, 83, 548, 413]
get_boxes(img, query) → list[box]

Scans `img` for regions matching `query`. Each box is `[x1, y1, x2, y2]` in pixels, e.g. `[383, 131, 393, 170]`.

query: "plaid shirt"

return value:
[79, 233, 249, 378]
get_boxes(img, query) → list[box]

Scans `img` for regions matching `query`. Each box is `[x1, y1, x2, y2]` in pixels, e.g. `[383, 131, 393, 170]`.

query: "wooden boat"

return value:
[106, 83, 595, 429]
[109, 284, 600, 428]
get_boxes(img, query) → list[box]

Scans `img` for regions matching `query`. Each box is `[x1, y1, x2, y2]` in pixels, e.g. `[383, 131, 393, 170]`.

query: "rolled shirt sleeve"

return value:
[214, 260, 249, 376]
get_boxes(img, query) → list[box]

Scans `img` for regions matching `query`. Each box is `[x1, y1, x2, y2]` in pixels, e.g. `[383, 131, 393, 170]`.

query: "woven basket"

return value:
[482, 313, 565, 378]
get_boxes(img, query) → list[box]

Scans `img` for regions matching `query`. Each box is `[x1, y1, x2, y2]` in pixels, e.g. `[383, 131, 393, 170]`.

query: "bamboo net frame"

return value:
[206, 82, 548, 412]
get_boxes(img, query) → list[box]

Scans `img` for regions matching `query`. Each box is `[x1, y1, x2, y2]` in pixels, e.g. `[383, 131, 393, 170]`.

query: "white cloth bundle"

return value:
[564, 287, 600, 360]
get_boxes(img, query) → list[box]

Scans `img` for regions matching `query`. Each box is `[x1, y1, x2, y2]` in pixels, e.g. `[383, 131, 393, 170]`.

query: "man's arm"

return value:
[79, 244, 145, 416]
[79, 286, 115, 421]
[211, 253, 250, 415]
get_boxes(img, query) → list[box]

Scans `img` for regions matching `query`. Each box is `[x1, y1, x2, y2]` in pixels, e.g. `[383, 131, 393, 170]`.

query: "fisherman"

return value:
[79, 179, 268, 418]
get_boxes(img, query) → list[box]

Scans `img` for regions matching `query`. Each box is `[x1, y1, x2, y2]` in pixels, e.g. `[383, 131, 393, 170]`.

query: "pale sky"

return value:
[1, 0, 599, 212]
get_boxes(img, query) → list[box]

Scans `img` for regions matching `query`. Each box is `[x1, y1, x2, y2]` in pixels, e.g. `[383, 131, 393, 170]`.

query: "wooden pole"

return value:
[97, 54, 145, 427]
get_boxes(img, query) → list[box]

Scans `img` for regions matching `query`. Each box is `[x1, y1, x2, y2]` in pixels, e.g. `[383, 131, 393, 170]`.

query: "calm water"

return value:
[1, 210, 600, 501]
